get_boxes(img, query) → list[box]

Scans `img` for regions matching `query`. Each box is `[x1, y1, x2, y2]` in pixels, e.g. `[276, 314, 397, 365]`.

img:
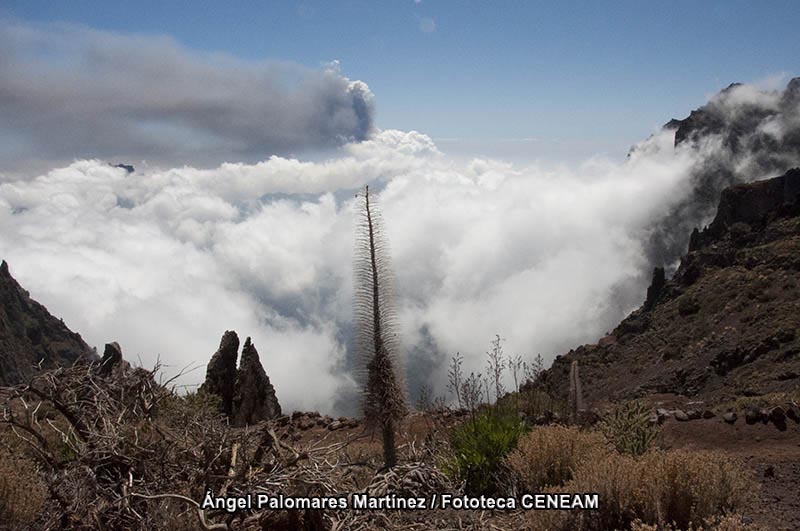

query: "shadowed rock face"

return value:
[647, 78, 800, 268]
[0, 260, 96, 385]
[232, 337, 281, 427]
[199, 331, 240, 416]
[539, 168, 800, 406]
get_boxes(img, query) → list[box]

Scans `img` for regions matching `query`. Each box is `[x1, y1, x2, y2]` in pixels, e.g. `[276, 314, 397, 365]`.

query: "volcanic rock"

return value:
[769, 406, 787, 431]
[232, 337, 281, 427]
[200, 331, 240, 416]
[745, 409, 761, 425]
[722, 412, 737, 424]
[644, 267, 666, 311]
[686, 409, 702, 420]
[98, 342, 129, 376]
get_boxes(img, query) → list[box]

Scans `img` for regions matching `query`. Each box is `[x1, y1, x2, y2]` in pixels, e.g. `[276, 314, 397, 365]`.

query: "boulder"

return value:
[769, 406, 787, 431]
[686, 409, 702, 420]
[745, 409, 761, 425]
[674, 410, 690, 421]
[722, 411, 737, 424]
[786, 404, 800, 423]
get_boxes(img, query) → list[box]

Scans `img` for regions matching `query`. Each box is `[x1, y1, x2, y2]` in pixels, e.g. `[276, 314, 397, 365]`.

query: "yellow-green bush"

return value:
[527, 449, 754, 531]
[505, 425, 608, 492]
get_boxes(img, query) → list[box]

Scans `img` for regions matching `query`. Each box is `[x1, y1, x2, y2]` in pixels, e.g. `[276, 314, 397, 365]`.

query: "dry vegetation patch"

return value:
[527, 445, 755, 531]
[506, 425, 607, 492]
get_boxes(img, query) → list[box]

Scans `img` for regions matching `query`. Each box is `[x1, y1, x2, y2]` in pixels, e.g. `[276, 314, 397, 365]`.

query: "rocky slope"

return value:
[0, 260, 96, 385]
[541, 168, 800, 406]
[646, 77, 800, 267]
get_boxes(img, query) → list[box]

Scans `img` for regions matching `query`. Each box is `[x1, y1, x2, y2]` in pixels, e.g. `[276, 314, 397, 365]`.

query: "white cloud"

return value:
[0, 126, 701, 412]
[2, 79, 799, 412]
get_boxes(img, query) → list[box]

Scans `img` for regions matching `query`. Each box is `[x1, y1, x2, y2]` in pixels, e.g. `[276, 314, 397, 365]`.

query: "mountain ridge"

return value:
[540, 167, 800, 406]
[0, 260, 97, 385]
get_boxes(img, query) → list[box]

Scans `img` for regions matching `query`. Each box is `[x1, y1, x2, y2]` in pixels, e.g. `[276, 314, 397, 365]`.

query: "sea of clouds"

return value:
[1, 21, 798, 414]
[0, 128, 708, 413]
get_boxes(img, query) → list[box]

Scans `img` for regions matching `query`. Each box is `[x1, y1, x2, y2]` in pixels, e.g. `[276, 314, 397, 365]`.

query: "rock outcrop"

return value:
[647, 78, 800, 267]
[539, 168, 800, 406]
[232, 338, 281, 427]
[98, 341, 130, 376]
[200, 331, 281, 426]
[199, 331, 240, 416]
[0, 260, 97, 385]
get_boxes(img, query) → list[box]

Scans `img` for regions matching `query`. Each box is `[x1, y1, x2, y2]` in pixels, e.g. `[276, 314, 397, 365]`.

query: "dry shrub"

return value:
[528, 449, 754, 531]
[505, 425, 607, 492]
[0, 450, 47, 529]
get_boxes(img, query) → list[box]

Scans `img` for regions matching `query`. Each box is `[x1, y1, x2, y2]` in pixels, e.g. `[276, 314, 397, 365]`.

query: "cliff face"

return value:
[541, 168, 800, 406]
[0, 261, 96, 385]
[646, 77, 800, 267]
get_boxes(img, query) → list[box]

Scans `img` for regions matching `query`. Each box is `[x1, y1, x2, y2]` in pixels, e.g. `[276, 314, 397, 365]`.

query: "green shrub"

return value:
[601, 400, 659, 456]
[445, 407, 528, 495]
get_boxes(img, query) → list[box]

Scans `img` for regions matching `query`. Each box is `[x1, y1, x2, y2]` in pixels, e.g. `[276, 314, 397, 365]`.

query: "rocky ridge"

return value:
[540, 167, 800, 407]
[646, 77, 800, 266]
[0, 260, 97, 385]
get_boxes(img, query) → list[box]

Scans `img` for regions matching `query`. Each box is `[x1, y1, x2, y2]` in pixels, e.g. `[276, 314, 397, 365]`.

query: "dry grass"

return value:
[0, 449, 47, 529]
[718, 390, 800, 413]
[528, 449, 755, 531]
[505, 425, 608, 492]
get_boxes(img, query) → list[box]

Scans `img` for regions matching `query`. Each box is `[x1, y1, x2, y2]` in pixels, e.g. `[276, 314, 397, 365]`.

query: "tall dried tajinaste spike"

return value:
[353, 185, 407, 468]
[569, 360, 584, 424]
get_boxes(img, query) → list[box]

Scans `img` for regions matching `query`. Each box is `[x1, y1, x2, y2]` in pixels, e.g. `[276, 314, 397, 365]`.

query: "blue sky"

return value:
[3, 0, 800, 161]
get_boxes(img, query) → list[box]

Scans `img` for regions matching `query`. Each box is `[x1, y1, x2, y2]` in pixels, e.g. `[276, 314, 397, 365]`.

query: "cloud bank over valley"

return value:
[2, 19, 799, 413]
